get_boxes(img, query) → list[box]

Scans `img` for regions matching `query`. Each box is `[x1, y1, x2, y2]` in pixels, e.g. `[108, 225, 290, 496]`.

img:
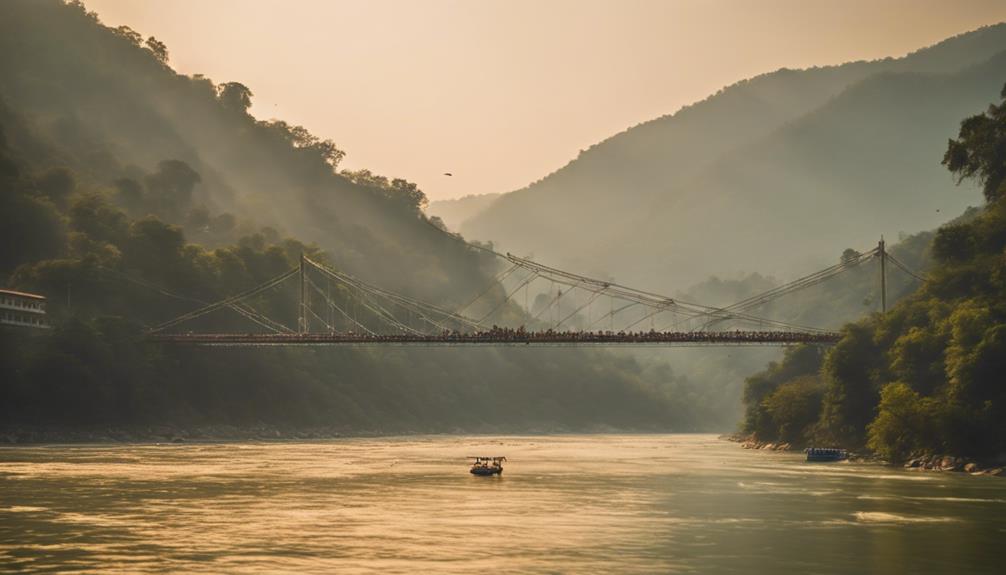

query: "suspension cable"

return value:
[456, 263, 521, 316]
[309, 271, 449, 333]
[886, 253, 926, 282]
[304, 273, 377, 335]
[588, 301, 638, 330]
[305, 257, 482, 331]
[148, 267, 299, 333]
[715, 247, 879, 315]
[477, 269, 539, 324]
[556, 289, 604, 329]
[421, 212, 850, 333]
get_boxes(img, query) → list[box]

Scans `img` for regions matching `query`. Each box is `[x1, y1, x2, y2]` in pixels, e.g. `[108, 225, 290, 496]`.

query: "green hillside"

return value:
[461, 25, 1005, 288]
[0, 0, 726, 434]
[0, 0, 496, 301]
[742, 88, 1006, 460]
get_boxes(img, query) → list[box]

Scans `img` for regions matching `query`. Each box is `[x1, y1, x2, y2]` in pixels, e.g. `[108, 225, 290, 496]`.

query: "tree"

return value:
[888, 326, 948, 395]
[218, 82, 253, 113]
[113, 177, 145, 215]
[817, 322, 882, 445]
[144, 160, 201, 220]
[144, 36, 169, 64]
[262, 120, 346, 170]
[741, 345, 824, 438]
[429, 215, 448, 231]
[761, 376, 824, 445]
[840, 248, 861, 265]
[390, 178, 428, 211]
[121, 216, 186, 281]
[68, 193, 128, 246]
[186, 206, 212, 230]
[112, 25, 142, 47]
[943, 82, 1006, 203]
[0, 193, 65, 274]
[943, 302, 1006, 405]
[210, 213, 236, 235]
[313, 139, 346, 169]
[932, 223, 976, 263]
[867, 382, 934, 461]
[35, 166, 76, 209]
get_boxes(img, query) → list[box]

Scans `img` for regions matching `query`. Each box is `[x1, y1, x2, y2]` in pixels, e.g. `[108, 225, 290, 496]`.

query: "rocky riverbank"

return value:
[721, 433, 1004, 476]
[0, 423, 683, 444]
[720, 433, 796, 452]
[0, 424, 366, 445]
[902, 454, 1004, 476]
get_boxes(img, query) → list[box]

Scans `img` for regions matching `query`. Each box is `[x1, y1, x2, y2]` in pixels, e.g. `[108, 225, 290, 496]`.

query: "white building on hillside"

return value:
[0, 289, 49, 329]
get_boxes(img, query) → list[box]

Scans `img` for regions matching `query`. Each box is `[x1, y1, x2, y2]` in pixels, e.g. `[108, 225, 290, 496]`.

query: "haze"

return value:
[80, 0, 1006, 202]
[4, 2, 1006, 570]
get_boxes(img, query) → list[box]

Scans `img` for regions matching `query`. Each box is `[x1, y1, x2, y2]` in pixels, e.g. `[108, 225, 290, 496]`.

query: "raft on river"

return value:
[805, 448, 848, 462]
[469, 456, 506, 475]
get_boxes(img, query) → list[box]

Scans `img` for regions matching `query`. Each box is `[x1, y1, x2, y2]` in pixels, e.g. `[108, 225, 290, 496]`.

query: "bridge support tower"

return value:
[879, 237, 887, 314]
[299, 253, 309, 334]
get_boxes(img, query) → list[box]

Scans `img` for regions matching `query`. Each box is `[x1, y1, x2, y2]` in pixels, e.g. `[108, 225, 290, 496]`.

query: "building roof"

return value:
[0, 288, 46, 301]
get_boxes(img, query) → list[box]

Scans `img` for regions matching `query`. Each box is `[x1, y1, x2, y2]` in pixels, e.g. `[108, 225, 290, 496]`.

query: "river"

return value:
[1, 434, 1003, 574]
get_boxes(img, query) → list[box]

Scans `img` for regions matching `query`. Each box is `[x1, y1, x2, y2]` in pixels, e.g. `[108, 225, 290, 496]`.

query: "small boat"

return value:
[469, 456, 506, 476]
[805, 447, 848, 462]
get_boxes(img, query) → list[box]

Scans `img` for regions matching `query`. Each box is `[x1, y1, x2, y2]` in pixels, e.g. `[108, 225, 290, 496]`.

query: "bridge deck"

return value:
[147, 331, 841, 346]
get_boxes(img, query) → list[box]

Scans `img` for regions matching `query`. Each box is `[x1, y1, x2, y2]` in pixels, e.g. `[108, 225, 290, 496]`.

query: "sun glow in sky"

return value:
[85, 0, 1006, 201]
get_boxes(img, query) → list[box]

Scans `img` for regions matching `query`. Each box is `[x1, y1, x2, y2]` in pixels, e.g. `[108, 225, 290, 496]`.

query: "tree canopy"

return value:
[742, 87, 1006, 459]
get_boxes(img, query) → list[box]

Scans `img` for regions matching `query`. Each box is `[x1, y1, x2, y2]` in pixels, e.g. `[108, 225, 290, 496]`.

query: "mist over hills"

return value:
[427, 193, 500, 231]
[0, 0, 741, 433]
[3, 1, 1003, 439]
[460, 24, 1005, 290]
[0, 0, 493, 303]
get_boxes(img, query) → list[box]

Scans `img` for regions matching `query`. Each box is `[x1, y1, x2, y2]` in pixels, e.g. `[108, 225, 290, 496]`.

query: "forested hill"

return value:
[741, 86, 1006, 461]
[461, 24, 1006, 288]
[427, 193, 501, 232]
[0, 0, 731, 435]
[0, 0, 490, 303]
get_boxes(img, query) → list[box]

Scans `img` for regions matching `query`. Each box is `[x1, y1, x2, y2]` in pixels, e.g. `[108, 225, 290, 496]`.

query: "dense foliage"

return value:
[742, 88, 1006, 459]
[445, 24, 1006, 424]
[0, 0, 737, 433]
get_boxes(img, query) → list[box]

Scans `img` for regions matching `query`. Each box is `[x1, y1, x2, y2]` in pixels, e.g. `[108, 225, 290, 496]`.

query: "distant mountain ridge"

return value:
[427, 193, 500, 231]
[0, 0, 494, 304]
[461, 23, 1006, 289]
[0, 0, 740, 433]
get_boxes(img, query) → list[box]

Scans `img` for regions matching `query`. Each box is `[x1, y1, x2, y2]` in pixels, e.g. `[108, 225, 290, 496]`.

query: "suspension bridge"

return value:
[143, 235, 924, 347]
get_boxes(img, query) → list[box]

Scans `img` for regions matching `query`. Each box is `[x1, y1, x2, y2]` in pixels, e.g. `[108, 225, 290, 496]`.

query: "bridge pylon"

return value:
[299, 253, 309, 334]
[879, 237, 887, 314]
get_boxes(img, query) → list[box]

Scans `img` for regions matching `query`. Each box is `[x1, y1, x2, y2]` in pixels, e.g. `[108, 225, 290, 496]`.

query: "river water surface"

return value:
[1, 434, 1004, 574]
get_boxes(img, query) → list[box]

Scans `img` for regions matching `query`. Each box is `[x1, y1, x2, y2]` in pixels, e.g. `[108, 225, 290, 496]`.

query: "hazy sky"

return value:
[85, 0, 1006, 201]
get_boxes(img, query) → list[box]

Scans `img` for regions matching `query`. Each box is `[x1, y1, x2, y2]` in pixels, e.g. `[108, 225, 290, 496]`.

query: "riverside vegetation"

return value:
[0, 0, 725, 437]
[741, 87, 1006, 468]
[433, 21, 1006, 447]
[1, 1, 1004, 459]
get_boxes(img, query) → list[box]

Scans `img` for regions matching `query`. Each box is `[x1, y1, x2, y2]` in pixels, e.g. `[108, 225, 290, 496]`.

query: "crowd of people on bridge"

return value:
[155, 325, 840, 344]
[432, 326, 839, 344]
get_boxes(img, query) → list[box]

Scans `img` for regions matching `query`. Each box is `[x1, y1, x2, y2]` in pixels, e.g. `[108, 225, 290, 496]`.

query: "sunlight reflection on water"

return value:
[1, 434, 1003, 574]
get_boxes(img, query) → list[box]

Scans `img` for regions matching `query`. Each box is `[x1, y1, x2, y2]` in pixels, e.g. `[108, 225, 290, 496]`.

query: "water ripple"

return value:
[1, 434, 1003, 574]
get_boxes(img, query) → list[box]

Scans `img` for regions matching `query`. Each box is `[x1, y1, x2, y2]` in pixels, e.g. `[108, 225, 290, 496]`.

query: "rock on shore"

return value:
[721, 434, 1001, 474]
[904, 454, 1005, 476]
[720, 433, 794, 451]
